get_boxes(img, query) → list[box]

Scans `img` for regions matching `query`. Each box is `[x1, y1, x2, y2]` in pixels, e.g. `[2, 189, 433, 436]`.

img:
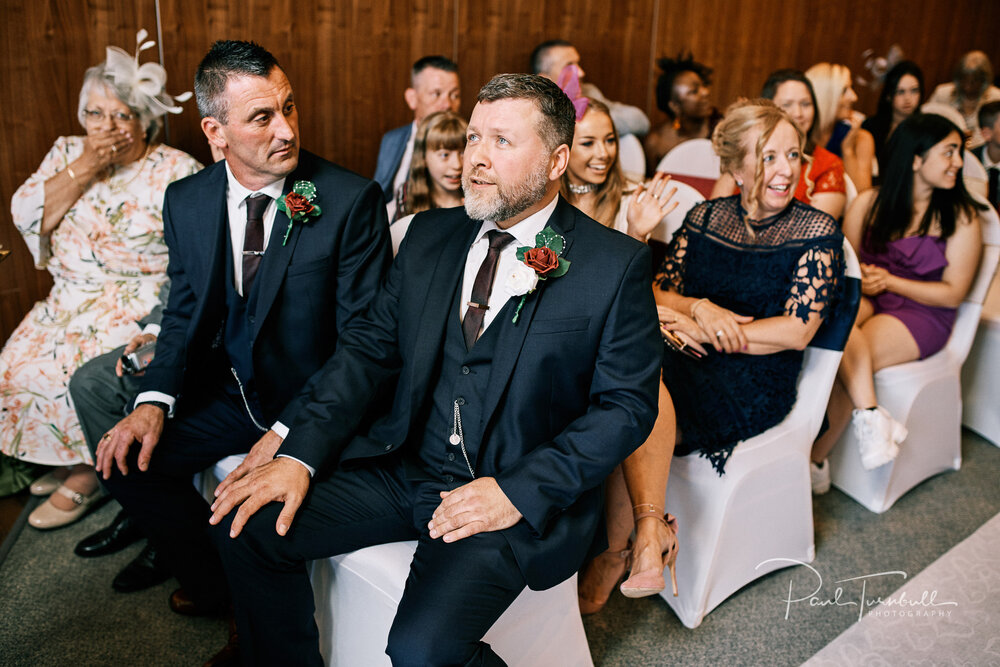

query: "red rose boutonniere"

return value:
[277, 180, 322, 245]
[502, 226, 571, 324]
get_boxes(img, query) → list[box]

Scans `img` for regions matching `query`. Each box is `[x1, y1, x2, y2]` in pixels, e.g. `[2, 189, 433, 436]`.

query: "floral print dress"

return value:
[1, 136, 201, 465]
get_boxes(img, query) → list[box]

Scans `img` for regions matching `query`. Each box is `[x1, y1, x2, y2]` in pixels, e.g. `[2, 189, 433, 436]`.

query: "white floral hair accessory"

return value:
[104, 29, 192, 117]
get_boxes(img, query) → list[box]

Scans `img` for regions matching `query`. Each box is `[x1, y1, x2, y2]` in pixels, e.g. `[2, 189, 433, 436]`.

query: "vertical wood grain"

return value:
[2, 0, 999, 345]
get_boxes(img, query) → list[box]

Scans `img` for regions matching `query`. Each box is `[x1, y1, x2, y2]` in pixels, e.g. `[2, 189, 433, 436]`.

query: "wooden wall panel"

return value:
[1, 0, 998, 345]
[0, 0, 158, 341]
[457, 0, 655, 116]
[157, 0, 456, 174]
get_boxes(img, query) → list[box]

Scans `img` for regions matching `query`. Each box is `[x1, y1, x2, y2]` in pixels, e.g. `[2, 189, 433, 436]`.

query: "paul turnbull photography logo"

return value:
[757, 559, 959, 621]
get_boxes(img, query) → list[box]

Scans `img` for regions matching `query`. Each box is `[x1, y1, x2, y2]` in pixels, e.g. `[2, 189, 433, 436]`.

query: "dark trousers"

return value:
[101, 379, 264, 606]
[210, 462, 526, 667]
[69, 345, 142, 460]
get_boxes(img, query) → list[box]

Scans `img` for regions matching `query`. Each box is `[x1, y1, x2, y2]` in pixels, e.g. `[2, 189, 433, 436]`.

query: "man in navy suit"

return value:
[210, 73, 661, 665]
[94, 40, 391, 614]
[373, 55, 461, 212]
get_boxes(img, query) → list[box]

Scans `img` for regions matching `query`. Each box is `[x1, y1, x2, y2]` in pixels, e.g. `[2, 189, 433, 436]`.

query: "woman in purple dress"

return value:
[810, 113, 986, 491]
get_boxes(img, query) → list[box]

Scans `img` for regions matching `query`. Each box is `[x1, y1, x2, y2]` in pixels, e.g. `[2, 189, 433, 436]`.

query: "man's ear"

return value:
[202, 117, 227, 151]
[548, 144, 571, 181]
[404, 87, 418, 113]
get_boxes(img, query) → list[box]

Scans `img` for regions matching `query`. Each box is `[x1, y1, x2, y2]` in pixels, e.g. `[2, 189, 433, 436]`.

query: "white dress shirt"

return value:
[460, 195, 559, 332]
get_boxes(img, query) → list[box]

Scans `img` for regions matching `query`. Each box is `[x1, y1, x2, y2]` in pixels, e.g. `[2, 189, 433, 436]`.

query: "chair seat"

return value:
[202, 456, 592, 666]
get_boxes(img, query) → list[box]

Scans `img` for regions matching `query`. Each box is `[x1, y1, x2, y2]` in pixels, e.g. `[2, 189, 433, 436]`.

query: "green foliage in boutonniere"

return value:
[277, 180, 322, 245]
[503, 226, 571, 324]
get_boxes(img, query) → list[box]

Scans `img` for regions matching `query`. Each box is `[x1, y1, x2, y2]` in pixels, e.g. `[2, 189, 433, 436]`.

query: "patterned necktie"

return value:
[462, 230, 514, 349]
[242, 194, 270, 294]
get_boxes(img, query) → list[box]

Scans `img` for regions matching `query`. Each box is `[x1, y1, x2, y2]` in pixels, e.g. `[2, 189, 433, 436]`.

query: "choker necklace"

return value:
[568, 182, 599, 195]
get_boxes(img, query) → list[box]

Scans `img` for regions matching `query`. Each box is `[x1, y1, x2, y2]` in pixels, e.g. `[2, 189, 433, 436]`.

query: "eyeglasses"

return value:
[83, 108, 136, 124]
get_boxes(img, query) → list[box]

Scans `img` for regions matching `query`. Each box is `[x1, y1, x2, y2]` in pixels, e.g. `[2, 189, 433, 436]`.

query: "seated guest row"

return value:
[0, 32, 994, 666]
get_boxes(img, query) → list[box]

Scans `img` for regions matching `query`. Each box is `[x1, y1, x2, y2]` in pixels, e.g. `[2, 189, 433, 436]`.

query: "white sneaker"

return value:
[810, 459, 831, 495]
[852, 407, 903, 470]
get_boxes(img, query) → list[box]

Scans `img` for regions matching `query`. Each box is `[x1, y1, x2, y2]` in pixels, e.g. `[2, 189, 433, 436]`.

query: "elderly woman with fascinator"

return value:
[555, 69, 683, 614]
[0, 31, 201, 526]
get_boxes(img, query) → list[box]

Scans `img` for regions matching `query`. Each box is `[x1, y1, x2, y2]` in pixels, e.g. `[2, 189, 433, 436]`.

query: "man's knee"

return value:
[210, 504, 298, 570]
[386, 610, 488, 667]
[69, 350, 122, 406]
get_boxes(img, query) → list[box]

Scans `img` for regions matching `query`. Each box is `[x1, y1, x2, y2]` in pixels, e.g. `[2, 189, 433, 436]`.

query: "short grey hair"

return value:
[476, 74, 575, 152]
[77, 64, 162, 142]
[194, 40, 279, 123]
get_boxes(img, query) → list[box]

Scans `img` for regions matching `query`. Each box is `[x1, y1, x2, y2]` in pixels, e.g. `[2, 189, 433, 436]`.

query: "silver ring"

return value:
[111, 145, 117, 153]
[715, 330, 724, 338]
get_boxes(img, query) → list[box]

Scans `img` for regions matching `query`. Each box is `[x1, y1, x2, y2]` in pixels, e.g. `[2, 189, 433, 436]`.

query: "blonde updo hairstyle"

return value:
[712, 99, 805, 218]
[402, 110, 468, 216]
[804, 63, 852, 139]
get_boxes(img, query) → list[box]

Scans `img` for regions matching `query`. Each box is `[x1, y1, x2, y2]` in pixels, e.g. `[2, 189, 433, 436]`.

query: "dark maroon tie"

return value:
[462, 230, 514, 349]
[242, 194, 270, 294]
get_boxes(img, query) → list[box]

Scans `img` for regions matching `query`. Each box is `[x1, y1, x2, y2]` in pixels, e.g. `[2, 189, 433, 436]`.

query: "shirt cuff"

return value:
[276, 453, 315, 477]
[134, 391, 176, 418]
[271, 421, 289, 439]
[142, 323, 161, 337]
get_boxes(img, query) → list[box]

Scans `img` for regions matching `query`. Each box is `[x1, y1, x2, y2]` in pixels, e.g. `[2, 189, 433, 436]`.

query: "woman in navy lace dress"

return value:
[656, 100, 844, 474]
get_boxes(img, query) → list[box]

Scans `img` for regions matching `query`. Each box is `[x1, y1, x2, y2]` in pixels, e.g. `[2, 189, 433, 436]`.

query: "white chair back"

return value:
[654, 138, 721, 179]
[843, 172, 859, 211]
[617, 133, 646, 181]
[964, 151, 989, 199]
[647, 180, 704, 244]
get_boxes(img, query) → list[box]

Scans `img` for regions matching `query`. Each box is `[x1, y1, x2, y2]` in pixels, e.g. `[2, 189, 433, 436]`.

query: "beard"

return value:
[462, 159, 550, 223]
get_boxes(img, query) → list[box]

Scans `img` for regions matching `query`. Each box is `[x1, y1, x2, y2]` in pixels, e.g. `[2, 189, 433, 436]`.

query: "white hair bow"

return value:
[104, 29, 192, 116]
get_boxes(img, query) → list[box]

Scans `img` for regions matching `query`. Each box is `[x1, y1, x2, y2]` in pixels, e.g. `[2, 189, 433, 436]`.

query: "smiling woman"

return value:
[654, 99, 845, 475]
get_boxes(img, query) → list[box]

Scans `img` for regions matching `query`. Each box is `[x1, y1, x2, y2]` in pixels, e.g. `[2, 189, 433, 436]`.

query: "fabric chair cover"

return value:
[660, 240, 862, 628]
[844, 172, 859, 212]
[655, 138, 721, 180]
[829, 195, 1000, 512]
[962, 271, 1000, 446]
[618, 133, 646, 181]
[964, 151, 989, 200]
[201, 456, 593, 666]
[648, 180, 705, 245]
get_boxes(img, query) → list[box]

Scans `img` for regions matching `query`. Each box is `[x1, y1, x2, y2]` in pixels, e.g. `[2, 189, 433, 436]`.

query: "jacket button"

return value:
[384, 444, 392, 451]
[444, 474, 454, 483]
[461, 366, 470, 375]
[456, 397, 466, 406]
[447, 452, 455, 461]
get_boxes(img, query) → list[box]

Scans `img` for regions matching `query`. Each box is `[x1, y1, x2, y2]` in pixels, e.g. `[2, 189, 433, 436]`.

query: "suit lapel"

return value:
[404, 217, 480, 413]
[194, 166, 228, 317]
[252, 174, 300, 340]
[477, 198, 577, 439]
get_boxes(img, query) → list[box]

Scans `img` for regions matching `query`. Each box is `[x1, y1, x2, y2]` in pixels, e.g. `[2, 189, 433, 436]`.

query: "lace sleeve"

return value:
[655, 223, 689, 293]
[784, 244, 843, 324]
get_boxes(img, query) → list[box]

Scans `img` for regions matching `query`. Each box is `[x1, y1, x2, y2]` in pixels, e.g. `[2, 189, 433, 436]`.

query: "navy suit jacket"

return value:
[280, 197, 662, 590]
[972, 145, 986, 164]
[140, 150, 392, 428]
[373, 123, 412, 201]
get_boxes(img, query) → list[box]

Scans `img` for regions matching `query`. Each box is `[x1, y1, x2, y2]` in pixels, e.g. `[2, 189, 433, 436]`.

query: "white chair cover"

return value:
[647, 180, 704, 245]
[654, 138, 721, 179]
[962, 217, 1000, 446]
[618, 133, 646, 182]
[843, 172, 859, 211]
[661, 240, 861, 628]
[964, 151, 989, 200]
[829, 195, 1000, 512]
[202, 457, 593, 666]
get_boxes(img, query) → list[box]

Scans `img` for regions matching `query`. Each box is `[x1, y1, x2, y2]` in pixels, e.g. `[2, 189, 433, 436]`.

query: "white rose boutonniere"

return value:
[503, 261, 539, 299]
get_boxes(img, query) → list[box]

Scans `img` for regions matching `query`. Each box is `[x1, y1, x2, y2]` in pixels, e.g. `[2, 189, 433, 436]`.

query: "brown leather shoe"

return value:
[203, 622, 240, 667]
[169, 588, 227, 617]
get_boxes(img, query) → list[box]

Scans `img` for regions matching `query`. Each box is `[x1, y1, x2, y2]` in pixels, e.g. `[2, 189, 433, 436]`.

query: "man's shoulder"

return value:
[380, 124, 412, 146]
[405, 206, 474, 243]
[164, 159, 224, 199]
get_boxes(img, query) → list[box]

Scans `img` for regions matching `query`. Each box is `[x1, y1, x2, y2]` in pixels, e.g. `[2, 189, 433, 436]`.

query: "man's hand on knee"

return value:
[209, 457, 310, 538]
[428, 477, 522, 543]
[95, 404, 164, 479]
[214, 429, 284, 498]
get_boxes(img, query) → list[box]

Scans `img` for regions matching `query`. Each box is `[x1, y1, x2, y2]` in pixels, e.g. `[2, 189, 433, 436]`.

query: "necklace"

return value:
[107, 143, 153, 194]
[568, 182, 598, 195]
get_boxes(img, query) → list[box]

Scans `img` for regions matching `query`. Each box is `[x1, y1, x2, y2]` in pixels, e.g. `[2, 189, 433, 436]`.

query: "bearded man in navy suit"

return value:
[94, 40, 391, 615]
[210, 73, 661, 666]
